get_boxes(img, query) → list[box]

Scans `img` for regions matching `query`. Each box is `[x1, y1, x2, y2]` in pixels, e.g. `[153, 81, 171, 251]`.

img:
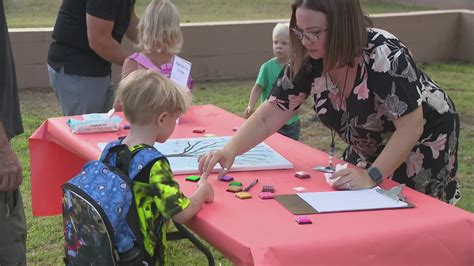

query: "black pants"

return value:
[0, 190, 27, 265]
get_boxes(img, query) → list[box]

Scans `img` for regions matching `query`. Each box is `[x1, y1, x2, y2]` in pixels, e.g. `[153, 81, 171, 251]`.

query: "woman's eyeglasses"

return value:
[291, 28, 327, 43]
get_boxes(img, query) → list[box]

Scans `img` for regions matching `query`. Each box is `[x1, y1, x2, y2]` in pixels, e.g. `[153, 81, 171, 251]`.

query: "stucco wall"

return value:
[454, 10, 474, 61]
[371, 11, 460, 62]
[8, 10, 474, 89]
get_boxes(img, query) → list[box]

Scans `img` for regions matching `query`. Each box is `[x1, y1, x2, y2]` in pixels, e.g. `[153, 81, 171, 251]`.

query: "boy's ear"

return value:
[156, 112, 169, 126]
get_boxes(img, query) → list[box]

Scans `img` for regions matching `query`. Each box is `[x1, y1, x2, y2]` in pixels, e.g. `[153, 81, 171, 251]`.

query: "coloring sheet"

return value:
[98, 136, 293, 174]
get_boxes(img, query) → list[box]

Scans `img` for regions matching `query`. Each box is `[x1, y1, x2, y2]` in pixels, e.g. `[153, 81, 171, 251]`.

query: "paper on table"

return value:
[98, 136, 293, 174]
[297, 187, 408, 213]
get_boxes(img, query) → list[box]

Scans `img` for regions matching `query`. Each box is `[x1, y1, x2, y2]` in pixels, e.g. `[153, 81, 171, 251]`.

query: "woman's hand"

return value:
[198, 148, 236, 179]
[330, 167, 377, 190]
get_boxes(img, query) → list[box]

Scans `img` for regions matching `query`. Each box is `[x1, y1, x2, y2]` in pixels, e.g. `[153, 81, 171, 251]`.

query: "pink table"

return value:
[29, 105, 474, 265]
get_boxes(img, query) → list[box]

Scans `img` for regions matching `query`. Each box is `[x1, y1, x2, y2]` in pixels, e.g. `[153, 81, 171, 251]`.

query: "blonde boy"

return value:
[117, 69, 213, 265]
[244, 22, 301, 140]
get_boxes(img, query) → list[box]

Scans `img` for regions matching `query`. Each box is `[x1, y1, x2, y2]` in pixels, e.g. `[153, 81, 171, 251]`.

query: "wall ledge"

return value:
[8, 10, 474, 89]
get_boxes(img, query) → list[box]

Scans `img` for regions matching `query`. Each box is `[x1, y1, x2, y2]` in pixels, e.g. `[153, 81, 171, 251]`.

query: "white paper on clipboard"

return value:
[297, 187, 409, 213]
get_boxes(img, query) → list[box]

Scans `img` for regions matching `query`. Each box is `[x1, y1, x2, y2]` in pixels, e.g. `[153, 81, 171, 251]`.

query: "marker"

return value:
[193, 127, 205, 133]
[243, 179, 258, 192]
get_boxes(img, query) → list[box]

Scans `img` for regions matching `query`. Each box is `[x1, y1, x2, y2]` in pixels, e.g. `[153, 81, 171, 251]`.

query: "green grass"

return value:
[14, 61, 473, 264]
[4, 0, 434, 28]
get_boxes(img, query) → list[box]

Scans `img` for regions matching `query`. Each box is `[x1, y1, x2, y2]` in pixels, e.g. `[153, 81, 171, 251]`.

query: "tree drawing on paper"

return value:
[165, 138, 275, 163]
[99, 136, 293, 174]
[153, 136, 293, 174]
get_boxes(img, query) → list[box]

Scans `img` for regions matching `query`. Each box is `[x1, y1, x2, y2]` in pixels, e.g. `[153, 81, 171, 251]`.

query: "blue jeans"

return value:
[278, 120, 301, 141]
[48, 65, 114, 116]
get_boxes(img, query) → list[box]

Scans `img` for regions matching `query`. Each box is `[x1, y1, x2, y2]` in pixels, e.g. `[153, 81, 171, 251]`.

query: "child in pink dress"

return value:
[115, 0, 192, 111]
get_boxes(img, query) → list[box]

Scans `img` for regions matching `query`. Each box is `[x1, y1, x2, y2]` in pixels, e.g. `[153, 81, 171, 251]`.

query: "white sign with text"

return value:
[170, 56, 192, 89]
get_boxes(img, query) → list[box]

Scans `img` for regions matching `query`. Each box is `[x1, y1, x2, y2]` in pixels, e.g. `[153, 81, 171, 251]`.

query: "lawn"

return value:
[4, 0, 435, 28]
[13, 61, 474, 264]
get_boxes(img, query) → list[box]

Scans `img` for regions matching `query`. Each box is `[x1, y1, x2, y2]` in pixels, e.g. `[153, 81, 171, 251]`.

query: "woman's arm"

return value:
[371, 106, 423, 178]
[199, 101, 295, 178]
[332, 106, 424, 190]
[230, 101, 294, 155]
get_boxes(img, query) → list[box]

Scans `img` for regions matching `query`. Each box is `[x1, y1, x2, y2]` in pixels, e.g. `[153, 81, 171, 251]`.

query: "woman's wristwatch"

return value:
[368, 166, 383, 185]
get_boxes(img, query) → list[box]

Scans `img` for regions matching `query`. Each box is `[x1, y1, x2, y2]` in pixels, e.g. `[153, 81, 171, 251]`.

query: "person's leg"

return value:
[103, 80, 116, 113]
[76, 75, 111, 115]
[277, 120, 301, 141]
[47, 65, 110, 116]
[48, 64, 66, 113]
[0, 190, 27, 266]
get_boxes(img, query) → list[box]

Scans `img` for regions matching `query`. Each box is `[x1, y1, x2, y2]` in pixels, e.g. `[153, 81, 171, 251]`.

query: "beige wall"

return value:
[9, 10, 474, 89]
[371, 11, 461, 62]
[9, 28, 52, 89]
[454, 10, 474, 60]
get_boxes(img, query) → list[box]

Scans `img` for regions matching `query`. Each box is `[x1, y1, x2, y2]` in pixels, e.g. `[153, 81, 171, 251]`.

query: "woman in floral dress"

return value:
[199, 0, 461, 204]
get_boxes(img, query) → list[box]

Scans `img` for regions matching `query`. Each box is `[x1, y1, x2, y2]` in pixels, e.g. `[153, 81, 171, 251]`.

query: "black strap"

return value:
[103, 144, 132, 173]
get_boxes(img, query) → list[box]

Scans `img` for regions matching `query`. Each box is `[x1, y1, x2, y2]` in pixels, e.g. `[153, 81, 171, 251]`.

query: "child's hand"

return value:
[198, 179, 214, 203]
[244, 106, 254, 119]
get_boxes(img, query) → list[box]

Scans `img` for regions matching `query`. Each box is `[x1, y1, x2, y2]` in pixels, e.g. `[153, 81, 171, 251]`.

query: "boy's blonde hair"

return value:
[272, 22, 289, 40]
[136, 0, 183, 55]
[117, 69, 191, 125]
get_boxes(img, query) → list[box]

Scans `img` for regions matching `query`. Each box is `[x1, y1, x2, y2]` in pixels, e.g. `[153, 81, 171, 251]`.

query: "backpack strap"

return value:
[128, 145, 165, 180]
[99, 139, 123, 161]
[128, 52, 162, 73]
[100, 139, 133, 172]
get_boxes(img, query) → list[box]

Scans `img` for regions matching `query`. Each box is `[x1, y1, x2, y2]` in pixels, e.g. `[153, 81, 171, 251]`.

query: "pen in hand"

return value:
[243, 179, 258, 192]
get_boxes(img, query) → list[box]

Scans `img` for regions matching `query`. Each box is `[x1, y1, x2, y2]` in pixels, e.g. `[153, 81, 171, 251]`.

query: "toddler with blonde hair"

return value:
[115, 0, 192, 111]
[244, 22, 301, 140]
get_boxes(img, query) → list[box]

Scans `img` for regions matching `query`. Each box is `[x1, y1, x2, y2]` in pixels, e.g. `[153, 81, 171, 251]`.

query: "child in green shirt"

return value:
[244, 22, 301, 140]
[117, 69, 214, 265]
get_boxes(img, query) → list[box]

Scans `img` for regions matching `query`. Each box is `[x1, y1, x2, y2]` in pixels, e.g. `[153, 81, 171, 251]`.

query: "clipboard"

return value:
[274, 185, 414, 215]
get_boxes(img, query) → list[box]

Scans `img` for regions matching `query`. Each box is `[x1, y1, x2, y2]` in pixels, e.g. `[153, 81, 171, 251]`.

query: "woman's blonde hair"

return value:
[289, 0, 372, 74]
[136, 0, 183, 55]
[117, 69, 191, 125]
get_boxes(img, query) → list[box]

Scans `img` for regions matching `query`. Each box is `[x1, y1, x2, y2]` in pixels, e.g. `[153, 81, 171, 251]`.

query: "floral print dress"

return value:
[269, 28, 461, 204]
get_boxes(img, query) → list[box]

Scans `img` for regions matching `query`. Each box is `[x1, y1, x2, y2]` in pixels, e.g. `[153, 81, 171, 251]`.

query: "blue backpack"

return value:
[62, 140, 164, 265]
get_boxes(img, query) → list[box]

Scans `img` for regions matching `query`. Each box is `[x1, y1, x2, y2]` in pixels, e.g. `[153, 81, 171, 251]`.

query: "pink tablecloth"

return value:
[29, 104, 474, 265]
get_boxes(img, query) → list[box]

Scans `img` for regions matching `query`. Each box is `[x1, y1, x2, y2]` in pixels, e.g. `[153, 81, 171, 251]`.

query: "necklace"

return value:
[325, 66, 350, 170]
[327, 67, 348, 94]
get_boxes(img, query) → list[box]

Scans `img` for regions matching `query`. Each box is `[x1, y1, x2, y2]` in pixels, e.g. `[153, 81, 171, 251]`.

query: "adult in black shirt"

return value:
[0, 1, 27, 264]
[47, 0, 139, 116]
